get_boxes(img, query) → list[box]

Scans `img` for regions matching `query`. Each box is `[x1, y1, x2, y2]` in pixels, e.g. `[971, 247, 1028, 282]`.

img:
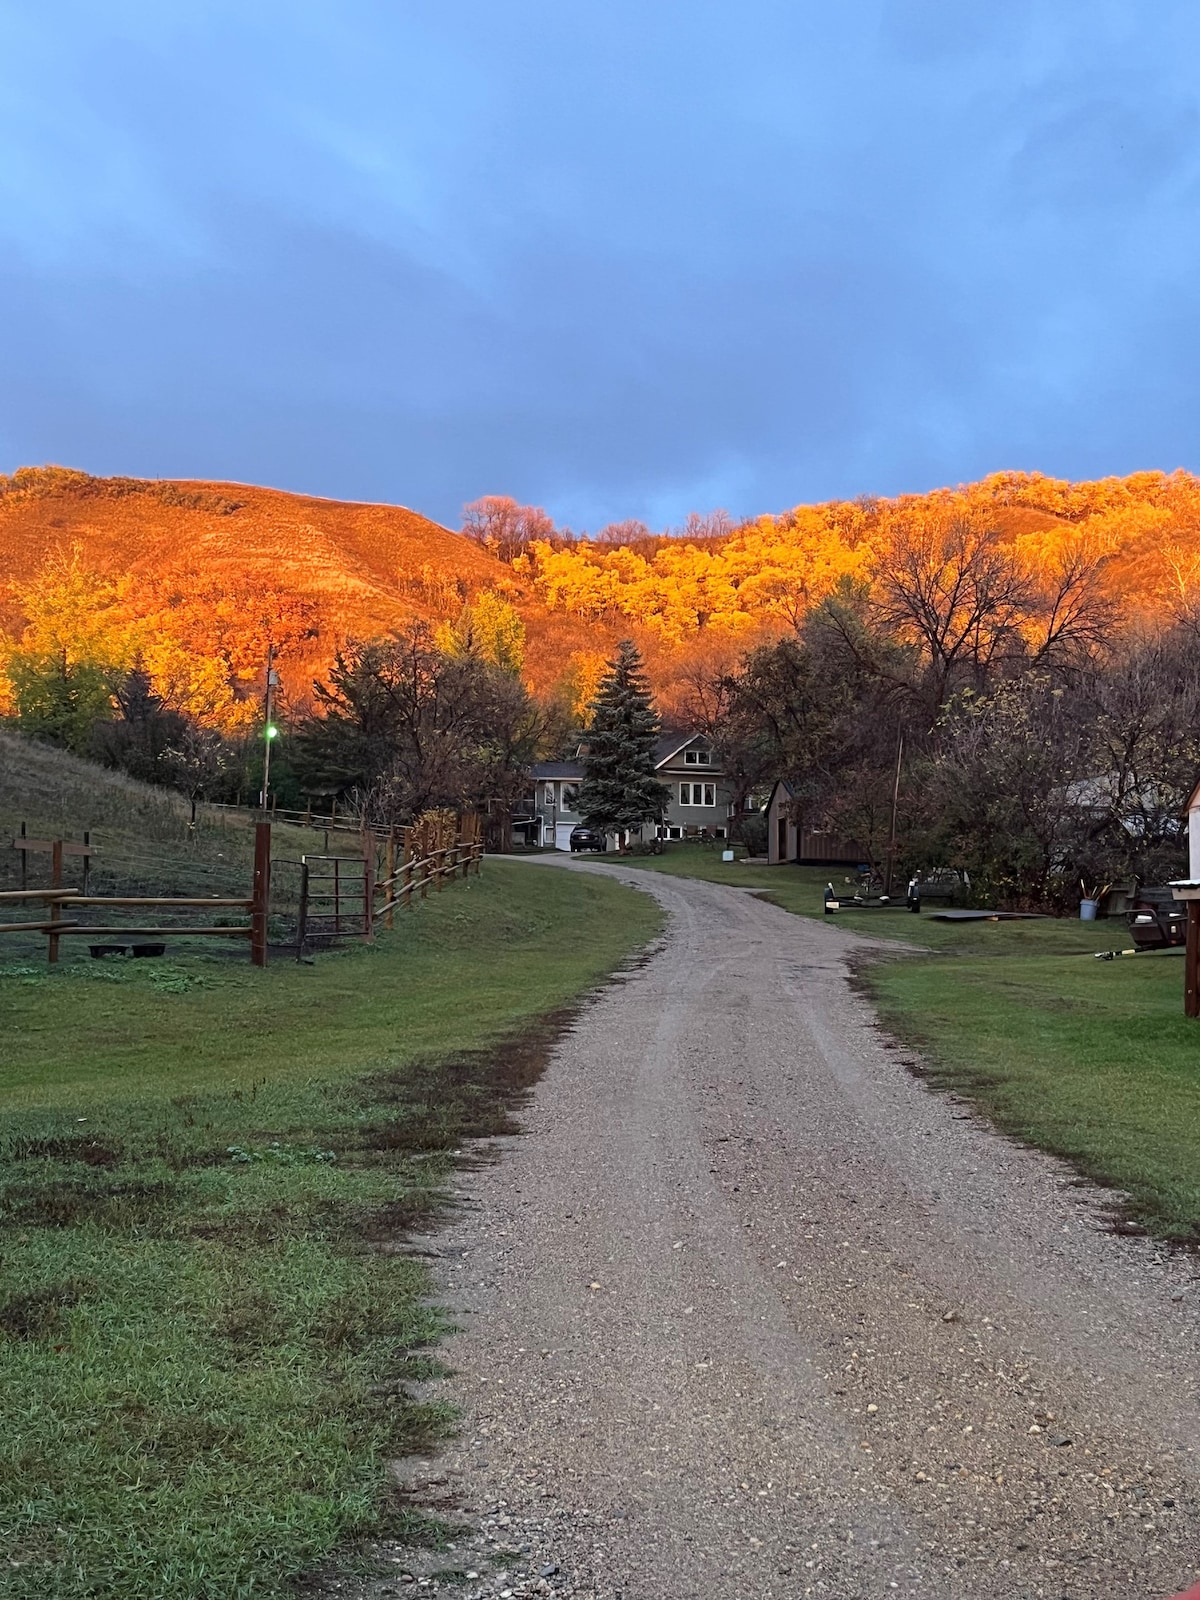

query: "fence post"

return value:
[251, 822, 271, 967]
[82, 830, 91, 895]
[19, 821, 26, 893]
[384, 830, 395, 931]
[296, 861, 310, 961]
[363, 835, 376, 941]
[1187, 902, 1200, 1018]
[46, 839, 64, 964]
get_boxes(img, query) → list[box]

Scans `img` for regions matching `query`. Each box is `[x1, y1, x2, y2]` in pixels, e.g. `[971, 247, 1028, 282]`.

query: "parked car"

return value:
[569, 825, 606, 853]
[906, 867, 969, 911]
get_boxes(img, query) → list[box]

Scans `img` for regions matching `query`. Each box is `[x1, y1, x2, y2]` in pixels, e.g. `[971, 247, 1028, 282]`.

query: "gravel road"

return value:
[353, 862, 1200, 1600]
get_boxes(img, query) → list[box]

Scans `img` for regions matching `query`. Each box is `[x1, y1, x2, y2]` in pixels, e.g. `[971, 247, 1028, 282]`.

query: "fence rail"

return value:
[2, 825, 272, 965]
[4, 813, 484, 968]
[295, 812, 483, 956]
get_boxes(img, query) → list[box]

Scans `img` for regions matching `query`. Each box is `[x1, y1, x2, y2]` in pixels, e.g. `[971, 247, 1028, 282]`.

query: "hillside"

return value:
[0, 468, 519, 723]
[3, 465, 1200, 731]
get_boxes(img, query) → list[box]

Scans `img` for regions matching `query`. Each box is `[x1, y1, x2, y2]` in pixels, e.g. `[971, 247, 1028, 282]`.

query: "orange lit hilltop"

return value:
[3, 464, 1200, 731]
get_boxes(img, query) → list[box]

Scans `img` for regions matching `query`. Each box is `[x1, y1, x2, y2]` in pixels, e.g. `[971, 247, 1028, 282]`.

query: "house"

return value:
[517, 733, 736, 849]
[765, 778, 866, 866]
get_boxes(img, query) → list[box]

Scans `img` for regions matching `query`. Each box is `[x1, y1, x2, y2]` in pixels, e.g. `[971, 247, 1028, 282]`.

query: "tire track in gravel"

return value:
[362, 862, 1200, 1600]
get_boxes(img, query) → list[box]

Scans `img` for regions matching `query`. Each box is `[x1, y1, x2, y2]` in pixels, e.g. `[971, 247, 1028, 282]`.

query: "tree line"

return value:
[699, 509, 1200, 907]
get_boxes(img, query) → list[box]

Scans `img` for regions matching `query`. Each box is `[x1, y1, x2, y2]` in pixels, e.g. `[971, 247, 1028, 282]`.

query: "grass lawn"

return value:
[868, 950, 1200, 1241]
[0, 859, 662, 1600]
[612, 845, 1200, 1242]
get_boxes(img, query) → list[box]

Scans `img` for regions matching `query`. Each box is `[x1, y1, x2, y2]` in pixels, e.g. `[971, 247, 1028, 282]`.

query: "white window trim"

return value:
[679, 782, 716, 807]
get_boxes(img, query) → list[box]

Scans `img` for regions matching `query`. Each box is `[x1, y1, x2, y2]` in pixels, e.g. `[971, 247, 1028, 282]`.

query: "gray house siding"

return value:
[523, 735, 733, 849]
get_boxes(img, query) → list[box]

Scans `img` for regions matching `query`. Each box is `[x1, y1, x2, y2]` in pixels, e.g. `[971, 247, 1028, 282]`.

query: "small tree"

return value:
[576, 641, 670, 843]
[461, 496, 557, 563]
[7, 650, 115, 751]
[435, 590, 526, 675]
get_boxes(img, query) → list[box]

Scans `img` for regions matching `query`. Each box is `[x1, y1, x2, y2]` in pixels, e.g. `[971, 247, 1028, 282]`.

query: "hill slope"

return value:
[3, 465, 1200, 729]
[0, 468, 554, 723]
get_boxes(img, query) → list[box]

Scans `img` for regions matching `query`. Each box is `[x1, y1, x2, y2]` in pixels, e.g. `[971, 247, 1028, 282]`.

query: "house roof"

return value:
[531, 760, 585, 780]
[532, 732, 714, 782]
[654, 731, 713, 767]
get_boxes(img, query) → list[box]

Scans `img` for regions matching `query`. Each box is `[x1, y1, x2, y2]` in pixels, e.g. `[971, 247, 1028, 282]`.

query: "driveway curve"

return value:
[391, 861, 1199, 1600]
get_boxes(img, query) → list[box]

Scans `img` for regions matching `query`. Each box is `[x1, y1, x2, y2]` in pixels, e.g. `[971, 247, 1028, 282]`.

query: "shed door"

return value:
[777, 817, 788, 862]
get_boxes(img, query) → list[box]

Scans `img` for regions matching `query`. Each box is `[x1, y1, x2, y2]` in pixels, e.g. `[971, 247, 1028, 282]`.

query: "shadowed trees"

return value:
[292, 624, 541, 837]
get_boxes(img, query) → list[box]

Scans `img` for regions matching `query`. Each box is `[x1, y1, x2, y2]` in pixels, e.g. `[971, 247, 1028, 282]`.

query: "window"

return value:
[684, 748, 712, 766]
[543, 783, 555, 806]
[679, 782, 716, 806]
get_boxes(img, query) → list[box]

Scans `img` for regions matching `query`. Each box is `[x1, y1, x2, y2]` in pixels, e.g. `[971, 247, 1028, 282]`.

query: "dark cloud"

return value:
[1, 1, 1199, 530]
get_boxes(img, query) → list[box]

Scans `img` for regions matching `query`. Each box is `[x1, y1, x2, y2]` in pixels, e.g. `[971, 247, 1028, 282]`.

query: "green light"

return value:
[265, 724, 279, 740]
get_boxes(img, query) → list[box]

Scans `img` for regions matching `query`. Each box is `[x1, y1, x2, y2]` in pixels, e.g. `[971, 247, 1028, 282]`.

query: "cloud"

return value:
[2, 1, 1200, 528]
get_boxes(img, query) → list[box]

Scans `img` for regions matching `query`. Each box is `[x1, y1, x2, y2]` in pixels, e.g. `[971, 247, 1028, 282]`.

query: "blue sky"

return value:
[1, 1, 1198, 532]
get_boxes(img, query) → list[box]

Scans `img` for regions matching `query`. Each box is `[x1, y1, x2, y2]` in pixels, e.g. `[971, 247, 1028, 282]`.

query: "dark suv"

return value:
[569, 825, 606, 852]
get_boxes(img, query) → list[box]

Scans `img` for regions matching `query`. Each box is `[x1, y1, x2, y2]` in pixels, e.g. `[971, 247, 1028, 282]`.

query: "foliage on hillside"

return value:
[517, 470, 1200, 642]
[0, 468, 512, 729]
[4, 466, 1200, 742]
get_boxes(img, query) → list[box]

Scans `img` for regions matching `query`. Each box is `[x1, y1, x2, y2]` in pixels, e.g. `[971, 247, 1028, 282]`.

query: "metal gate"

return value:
[296, 853, 372, 952]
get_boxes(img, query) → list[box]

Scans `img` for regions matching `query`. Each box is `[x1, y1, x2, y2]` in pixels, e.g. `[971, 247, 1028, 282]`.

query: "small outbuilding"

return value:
[764, 780, 866, 867]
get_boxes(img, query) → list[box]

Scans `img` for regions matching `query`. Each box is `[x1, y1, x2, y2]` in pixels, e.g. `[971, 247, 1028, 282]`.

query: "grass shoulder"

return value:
[0, 859, 662, 1600]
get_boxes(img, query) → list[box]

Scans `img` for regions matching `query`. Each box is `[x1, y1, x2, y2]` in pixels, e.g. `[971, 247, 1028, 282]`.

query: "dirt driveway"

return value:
[379, 862, 1199, 1599]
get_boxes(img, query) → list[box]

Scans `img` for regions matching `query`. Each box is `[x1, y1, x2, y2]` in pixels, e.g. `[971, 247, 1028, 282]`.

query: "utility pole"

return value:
[884, 726, 905, 895]
[260, 644, 279, 812]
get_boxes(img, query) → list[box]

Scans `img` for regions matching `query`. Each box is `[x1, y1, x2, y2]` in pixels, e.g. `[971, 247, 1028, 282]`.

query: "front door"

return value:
[777, 816, 788, 862]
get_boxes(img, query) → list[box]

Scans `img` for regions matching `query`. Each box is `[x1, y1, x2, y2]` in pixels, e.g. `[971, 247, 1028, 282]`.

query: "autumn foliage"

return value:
[3, 465, 1200, 735]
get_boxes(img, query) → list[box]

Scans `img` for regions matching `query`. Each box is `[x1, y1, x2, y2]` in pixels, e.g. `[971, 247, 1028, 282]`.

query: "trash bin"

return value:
[1079, 899, 1098, 921]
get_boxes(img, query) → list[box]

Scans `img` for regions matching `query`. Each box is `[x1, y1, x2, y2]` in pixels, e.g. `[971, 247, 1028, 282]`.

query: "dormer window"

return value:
[684, 748, 712, 766]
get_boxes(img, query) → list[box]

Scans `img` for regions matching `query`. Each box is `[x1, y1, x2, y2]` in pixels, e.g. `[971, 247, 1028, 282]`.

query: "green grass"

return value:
[607, 845, 1130, 955]
[614, 844, 1199, 1241]
[0, 859, 663, 1599]
[868, 949, 1200, 1241]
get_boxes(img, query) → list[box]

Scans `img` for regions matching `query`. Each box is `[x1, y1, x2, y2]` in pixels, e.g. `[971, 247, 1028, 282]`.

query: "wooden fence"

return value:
[0, 824, 273, 966]
[3, 813, 484, 967]
[295, 811, 483, 954]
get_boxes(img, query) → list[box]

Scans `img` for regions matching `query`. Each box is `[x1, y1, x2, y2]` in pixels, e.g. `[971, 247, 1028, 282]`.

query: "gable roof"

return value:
[654, 731, 714, 768]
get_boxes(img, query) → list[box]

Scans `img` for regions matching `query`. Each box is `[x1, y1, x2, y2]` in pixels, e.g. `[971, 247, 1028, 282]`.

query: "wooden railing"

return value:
[4, 814, 485, 968]
[293, 813, 483, 954]
[372, 839, 483, 927]
[1, 824, 272, 965]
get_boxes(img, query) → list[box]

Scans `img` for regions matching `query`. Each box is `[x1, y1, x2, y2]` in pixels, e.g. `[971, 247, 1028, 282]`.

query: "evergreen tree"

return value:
[576, 641, 670, 839]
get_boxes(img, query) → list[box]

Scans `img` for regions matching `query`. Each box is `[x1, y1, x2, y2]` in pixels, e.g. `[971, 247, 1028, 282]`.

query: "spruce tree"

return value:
[576, 640, 671, 840]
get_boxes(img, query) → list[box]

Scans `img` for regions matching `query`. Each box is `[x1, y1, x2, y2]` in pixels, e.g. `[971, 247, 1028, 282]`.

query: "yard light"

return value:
[264, 724, 279, 740]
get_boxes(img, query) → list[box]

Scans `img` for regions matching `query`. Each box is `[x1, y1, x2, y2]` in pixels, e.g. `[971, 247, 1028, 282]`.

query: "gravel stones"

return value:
[332, 863, 1200, 1599]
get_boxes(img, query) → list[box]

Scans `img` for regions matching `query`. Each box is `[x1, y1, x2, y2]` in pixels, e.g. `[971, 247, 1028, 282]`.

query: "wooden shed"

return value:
[764, 780, 866, 866]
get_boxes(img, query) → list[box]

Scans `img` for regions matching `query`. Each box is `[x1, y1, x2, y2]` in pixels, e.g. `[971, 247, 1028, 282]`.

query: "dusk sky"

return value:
[2, 1, 1198, 532]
